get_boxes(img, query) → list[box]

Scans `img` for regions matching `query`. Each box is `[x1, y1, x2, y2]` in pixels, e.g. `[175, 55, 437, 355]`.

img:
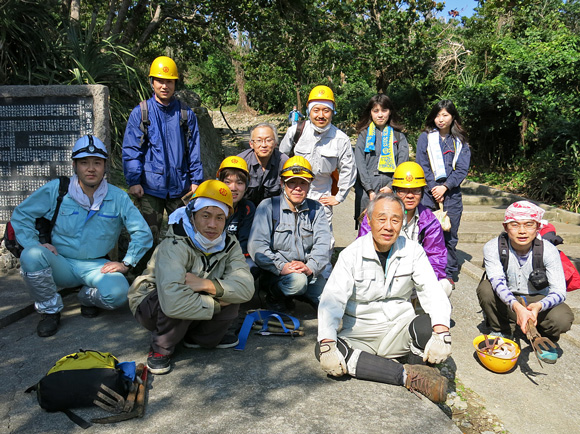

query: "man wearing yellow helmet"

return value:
[128, 180, 254, 374]
[279, 85, 356, 226]
[358, 162, 452, 299]
[122, 55, 204, 275]
[217, 156, 258, 277]
[248, 156, 331, 311]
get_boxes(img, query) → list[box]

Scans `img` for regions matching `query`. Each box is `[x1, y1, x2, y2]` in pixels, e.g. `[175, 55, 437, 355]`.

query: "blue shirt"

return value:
[11, 179, 153, 267]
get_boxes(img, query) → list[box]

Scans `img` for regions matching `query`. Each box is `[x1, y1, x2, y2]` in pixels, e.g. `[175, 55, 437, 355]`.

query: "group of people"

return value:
[10, 56, 574, 404]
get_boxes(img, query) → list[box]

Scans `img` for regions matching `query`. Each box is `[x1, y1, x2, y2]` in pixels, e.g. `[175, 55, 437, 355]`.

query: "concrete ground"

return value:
[2, 180, 580, 433]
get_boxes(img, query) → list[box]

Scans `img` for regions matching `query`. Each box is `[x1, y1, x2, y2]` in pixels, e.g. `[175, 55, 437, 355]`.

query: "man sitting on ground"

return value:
[316, 193, 451, 403]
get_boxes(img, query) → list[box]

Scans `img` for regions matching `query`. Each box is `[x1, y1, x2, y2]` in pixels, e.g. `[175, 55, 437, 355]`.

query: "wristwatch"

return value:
[122, 261, 132, 269]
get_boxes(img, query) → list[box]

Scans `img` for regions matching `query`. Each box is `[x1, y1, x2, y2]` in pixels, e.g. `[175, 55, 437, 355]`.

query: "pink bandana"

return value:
[504, 200, 544, 224]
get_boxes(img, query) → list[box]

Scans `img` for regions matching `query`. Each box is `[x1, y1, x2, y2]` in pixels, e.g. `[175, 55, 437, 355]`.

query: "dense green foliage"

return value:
[1, 0, 579, 209]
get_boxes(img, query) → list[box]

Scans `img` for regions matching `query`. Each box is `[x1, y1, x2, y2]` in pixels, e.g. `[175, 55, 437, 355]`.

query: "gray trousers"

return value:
[135, 290, 239, 355]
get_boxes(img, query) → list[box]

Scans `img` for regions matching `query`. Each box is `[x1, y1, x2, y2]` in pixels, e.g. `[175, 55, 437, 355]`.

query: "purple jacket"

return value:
[357, 204, 447, 280]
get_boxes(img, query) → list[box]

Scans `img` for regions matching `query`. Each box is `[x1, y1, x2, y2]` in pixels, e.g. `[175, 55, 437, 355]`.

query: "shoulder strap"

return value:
[289, 120, 306, 158]
[532, 237, 545, 271]
[271, 196, 281, 236]
[138, 100, 149, 147]
[49, 176, 70, 229]
[305, 198, 317, 224]
[178, 99, 191, 162]
[498, 232, 509, 274]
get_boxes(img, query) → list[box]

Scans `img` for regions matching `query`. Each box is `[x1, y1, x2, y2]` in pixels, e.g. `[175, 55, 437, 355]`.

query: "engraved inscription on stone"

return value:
[0, 96, 94, 231]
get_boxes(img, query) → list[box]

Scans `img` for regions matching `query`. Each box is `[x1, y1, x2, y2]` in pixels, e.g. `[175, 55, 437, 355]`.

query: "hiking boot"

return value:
[403, 364, 448, 403]
[147, 350, 171, 375]
[80, 305, 100, 318]
[37, 312, 61, 337]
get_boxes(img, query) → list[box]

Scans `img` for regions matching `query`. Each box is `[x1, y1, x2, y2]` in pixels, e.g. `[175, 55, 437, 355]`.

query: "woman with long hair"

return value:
[353, 94, 409, 228]
[416, 100, 471, 284]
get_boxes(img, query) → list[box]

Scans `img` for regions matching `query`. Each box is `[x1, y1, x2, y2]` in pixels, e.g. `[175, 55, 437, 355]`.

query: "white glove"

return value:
[319, 341, 348, 377]
[423, 332, 452, 364]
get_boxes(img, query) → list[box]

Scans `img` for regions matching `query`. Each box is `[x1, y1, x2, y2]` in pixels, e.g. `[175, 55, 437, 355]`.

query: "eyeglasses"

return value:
[506, 221, 537, 230]
[251, 138, 275, 146]
[395, 188, 422, 196]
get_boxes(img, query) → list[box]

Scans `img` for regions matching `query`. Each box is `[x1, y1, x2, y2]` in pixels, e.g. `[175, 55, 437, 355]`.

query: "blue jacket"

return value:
[11, 179, 153, 267]
[122, 96, 204, 199]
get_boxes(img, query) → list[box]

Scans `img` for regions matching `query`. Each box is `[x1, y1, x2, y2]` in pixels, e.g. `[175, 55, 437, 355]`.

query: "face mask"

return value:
[193, 230, 225, 253]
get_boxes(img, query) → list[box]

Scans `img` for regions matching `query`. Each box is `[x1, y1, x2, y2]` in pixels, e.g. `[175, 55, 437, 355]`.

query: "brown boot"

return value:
[403, 364, 448, 403]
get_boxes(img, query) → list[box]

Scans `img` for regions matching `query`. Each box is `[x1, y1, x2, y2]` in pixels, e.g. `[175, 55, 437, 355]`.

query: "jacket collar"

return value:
[361, 232, 407, 262]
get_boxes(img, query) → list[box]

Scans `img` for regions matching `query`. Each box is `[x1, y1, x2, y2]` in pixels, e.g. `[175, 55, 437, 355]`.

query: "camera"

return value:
[528, 268, 549, 290]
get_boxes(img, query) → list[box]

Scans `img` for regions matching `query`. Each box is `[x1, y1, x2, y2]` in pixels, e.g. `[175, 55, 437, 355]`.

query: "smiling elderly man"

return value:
[477, 200, 573, 364]
[238, 122, 289, 207]
[316, 193, 451, 403]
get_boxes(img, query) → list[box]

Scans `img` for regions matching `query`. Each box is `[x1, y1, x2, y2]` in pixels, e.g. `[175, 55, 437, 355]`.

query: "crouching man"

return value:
[12, 135, 152, 337]
[128, 180, 254, 374]
[478, 201, 573, 364]
[248, 156, 331, 311]
[316, 193, 452, 403]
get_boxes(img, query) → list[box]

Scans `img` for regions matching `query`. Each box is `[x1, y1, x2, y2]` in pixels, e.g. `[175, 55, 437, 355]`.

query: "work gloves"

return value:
[423, 331, 452, 364]
[319, 341, 348, 377]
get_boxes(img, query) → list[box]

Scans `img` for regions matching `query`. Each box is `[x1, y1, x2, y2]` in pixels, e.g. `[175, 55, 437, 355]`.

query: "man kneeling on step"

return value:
[128, 180, 254, 374]
[316, 193, 452, 403]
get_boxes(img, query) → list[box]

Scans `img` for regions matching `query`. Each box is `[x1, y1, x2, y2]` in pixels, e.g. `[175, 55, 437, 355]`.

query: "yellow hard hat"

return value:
[473, 335, 520, 374]
[149, 56, 179, 80]
[281, 156, 314, 180]
[191, 180, 234, 216]
[216, 156, 249, 179]
[307, 85, 335, 105]
[392, 162, 427, 189]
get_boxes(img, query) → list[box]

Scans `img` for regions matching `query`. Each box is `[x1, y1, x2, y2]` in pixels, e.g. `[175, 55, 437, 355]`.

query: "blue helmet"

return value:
[71, 135, 108, 160]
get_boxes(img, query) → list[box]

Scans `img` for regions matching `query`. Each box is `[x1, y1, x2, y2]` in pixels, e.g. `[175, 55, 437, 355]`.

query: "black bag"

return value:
[3, 176, 69, 258]
[26, 350, 130, 428]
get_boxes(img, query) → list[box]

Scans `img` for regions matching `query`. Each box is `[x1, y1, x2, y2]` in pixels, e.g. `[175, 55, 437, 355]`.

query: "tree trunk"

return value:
[121, 0, 148, 45]
[134, 4, 164, 54]
[112, 0, 132, 37]
[229, 35, 256, 115]
[70, 0, 80, 23]
[103, 0, 119, 38]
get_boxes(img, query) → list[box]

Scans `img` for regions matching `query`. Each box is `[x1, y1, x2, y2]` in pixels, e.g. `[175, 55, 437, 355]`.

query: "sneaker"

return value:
[147, 351, 171, 374]
[183, 333, 239, 349]
[537, 344, 559, 364]
[80, 305, 100, 318]
[403, 364, 448, 403]
[37, 312, 61, 337]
